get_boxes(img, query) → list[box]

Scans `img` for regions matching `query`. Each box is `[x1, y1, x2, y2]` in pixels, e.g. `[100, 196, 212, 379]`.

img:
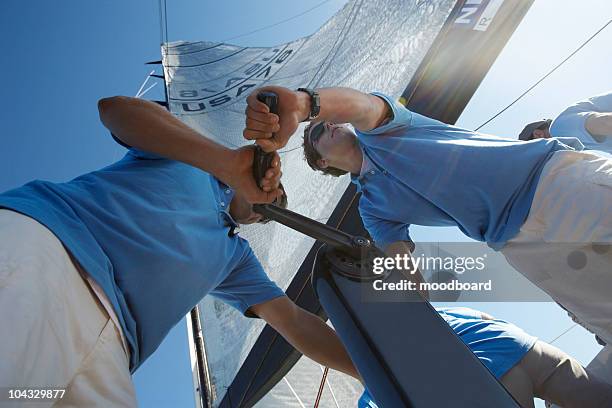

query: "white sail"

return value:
[162, 0, 456, 405]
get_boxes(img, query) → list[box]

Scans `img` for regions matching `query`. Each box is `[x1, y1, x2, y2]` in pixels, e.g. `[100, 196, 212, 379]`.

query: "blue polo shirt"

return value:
[0, 149, 285, 371]
[550, 91, 612, 154]
[352, 93, 580, 250]
[436, 307, 536, 378]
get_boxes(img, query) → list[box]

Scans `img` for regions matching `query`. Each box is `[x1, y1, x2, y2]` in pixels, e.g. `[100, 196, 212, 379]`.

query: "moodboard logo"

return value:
[567, 244, 611, 270]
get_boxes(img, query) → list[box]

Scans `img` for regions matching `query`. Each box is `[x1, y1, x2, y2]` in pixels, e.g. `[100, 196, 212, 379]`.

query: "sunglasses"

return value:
[307, 121, 327, 147]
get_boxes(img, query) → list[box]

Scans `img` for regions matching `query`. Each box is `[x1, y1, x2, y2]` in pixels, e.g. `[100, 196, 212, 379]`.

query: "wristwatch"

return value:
[296, 87, 320, 121]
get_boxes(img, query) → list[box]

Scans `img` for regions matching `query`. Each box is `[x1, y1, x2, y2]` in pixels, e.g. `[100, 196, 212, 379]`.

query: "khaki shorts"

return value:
[501, 340, 612, 408]
[0, 210, 137, 408]
[501, 150, 612, 344]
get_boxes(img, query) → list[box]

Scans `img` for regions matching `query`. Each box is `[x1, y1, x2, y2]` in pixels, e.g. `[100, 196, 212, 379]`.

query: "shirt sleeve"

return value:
[357, 92, 445, 136]
[437, 307, 484, 320]
[554, 137, 585, 151]
[361, 211, 411, 250]
[589, 91, 612, 112]
[357, 93, 413, 136]
[550, 109, 593, 142]
[127, 148, 165, 160]
[551, 91, 612, 144]
[210, 244, 285, 318]
[110, 132, 165, 160]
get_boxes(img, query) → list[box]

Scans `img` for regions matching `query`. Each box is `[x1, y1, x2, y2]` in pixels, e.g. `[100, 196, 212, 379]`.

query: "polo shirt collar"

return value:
[351, 146, 379, 190]
[213, 178, 239, 229]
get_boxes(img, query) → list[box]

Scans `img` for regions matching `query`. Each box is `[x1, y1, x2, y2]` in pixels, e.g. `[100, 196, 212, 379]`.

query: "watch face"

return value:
[311, 93, 320, 118]
[297, 88, 320, 119]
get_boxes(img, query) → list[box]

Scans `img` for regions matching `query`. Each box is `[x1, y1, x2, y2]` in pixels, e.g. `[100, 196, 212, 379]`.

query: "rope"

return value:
[283, 377, 307, 408]
[158, 0, 170, 59]
[279, 145, 304, 155]
[475, 18, 612, 131]
[158, 0, 164, 46]
[135, 70, 156, 97]
[163, 0, 169, 48]
[220, 0, 333, 43]
[319, 365, 341, 408]
[138, 82, 158, 98]
[313, 366, 329, 408]
[547, 323, 578, 345]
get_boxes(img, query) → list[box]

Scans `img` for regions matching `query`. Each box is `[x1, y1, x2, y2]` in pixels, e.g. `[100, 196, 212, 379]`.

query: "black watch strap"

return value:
[297, 87, 320, 121]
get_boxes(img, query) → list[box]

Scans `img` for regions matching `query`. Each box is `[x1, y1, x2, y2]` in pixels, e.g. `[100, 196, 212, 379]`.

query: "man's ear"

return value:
[317, 158, 329, 169]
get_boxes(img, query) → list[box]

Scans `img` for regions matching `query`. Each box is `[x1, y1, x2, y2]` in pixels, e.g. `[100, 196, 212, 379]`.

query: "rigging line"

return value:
[318, 365, 340, 408]
[475, 18, 612, 131]
[220, 0, 332, 43]
[158, 0, 163, 46]
[160, 0, 171, 105]
[279, 145, 304, 154]
[135, 70, 156, 97]
[138, 82, 158, 99]
[158, 0, 169, 51]
[313, 366, 329, 408]
[308, 0, 361, 88]
[164, 0, 169, 52]
[283, 377, 307, 408]
[547, 323, 578, 345]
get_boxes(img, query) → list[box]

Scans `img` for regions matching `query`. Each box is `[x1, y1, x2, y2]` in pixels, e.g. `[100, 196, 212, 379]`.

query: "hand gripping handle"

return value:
[252, 92, 279, 188]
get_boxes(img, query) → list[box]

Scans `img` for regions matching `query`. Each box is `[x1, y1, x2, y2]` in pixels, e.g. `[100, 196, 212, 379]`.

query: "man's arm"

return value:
[250, 296, 362, 381]
[244, 86, 391, 151]
[384, 240, 429, 300]
[585, 112, 612, 142]
[98, 96, 282, 203]
[301, 87, 390, 131]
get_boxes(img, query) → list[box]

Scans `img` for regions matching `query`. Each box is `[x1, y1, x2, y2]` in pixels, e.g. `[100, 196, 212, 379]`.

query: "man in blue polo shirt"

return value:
[244, 85, 612, 407]
[0, 96, 359, 407]
[518, 90, 612, 155]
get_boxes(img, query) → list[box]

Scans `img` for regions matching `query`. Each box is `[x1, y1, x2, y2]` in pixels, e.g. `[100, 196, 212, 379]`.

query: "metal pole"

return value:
[190, 306, 213, 408]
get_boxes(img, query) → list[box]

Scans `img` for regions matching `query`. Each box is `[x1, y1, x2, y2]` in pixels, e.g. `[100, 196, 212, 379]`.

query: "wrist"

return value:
[295, 90, 311, 122]
[201, 145, 237, 186]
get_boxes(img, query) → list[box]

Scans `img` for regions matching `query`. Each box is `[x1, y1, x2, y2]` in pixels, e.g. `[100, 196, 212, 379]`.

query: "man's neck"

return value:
[344, 144, 364, 175]
[328, 140, 363, 175]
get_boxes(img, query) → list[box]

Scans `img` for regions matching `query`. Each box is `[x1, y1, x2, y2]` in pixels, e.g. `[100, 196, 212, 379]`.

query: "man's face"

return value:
[307, 122, 356, 167]
[531, 127, 552, 139]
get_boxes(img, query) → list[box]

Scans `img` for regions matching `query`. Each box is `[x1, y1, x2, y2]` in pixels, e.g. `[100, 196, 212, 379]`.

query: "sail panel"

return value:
[163, 0, 457, 406]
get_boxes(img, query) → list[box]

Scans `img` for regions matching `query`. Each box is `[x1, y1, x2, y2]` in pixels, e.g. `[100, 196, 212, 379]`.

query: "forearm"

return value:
[283, 310, 361, 381]
[254, 297, 361, 381]
[98, 96, 235, 183]
[297, 87, 390, 131]
[586, 112, 612, 142]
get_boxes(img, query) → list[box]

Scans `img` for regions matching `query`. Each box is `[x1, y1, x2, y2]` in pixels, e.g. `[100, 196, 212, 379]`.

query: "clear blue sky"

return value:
[0, 1, 346, 407]
[1, 1, 611, 407]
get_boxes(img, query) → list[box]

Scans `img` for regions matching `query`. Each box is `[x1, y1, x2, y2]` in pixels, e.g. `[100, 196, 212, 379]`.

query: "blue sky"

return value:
[1, 1, 611, 407]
